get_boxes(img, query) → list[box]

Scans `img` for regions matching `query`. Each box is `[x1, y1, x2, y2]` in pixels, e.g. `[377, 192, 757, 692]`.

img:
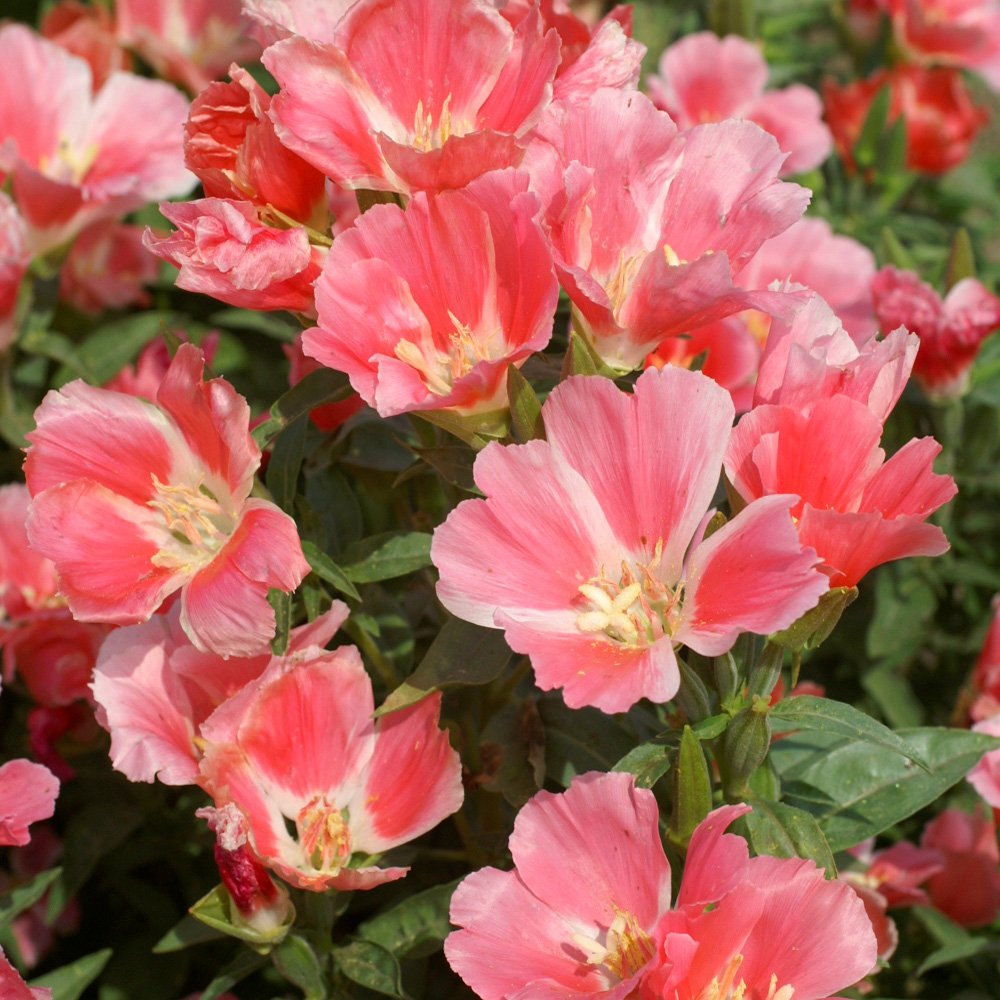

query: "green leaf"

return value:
[268, 588, 292, 656]
[200, 949, 269, 1000]
[29, 948, 112, 1000]
[912, 905, 992, 974]
[301, 539, 361, 600]
[769, 695, 929, 770]
[670, 726, 713, 846]
[946, 228, 976, 291]
[152, 914, 226, 953]
[479, 699, 546, 806]
[507, 364, 545, 442]
[340, 532, 433, 583]
[739, 799, 837, 878]
[19, 327, 95, 381]
[358, 879, 461, 959]
[768, 587, 857, 652]
[333, 939, 408, 999]
[565, 329, 600, 377]
[854, 82, 891, 170]
[376, 616, 512, 716]
[252, 368, 352, 448]
[613, 742, 673, 790]
[273, 934, 327, 1000]
[540, 699, 637, 786]
[0, 868, 61, 930]
[266, 413, 308, 513]
[878, 227, 917, 271]
[772, 728, 1000, 851]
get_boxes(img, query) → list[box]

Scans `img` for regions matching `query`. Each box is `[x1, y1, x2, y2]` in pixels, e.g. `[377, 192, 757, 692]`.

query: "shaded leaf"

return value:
[301, 539, 361, 600]
[253, 368, 352, 448]
[507, 365, 545, 442]
[29, 948, 112, 1000]
[273, 934, 327, 1000]
[358, 879, 461, 959]
[0, 868, 61, 931]
[340, 532, 432, 583]
[739, 799, 837, 877]
[333, 939, 407, 999]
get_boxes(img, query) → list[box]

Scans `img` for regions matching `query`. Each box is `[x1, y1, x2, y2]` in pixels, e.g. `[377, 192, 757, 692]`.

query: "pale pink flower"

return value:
[58, 221, 158, 315]
[648, 32, 832, 176]
[0, 948, 51, 1000]
[433, 367, 827, 713]
[446, 774, 876, 1000]
[883, 0, 1000, 90]
[872, 266, 1000, 399]
[144, 199, 326, 316]
[0, 192, 30, 352]
[304, 169, 557, 419]
[185, 65, 328, 228]
[968, 714, 1000, 808]
[25, 343, 309, 658]
[0, 760, 59, 848]
[40, 1, 128, 90]
[115, 0, 260, 94]
[0, 24, 194, 255]
[105, 333, 219, 401]
[198, 646, 464, 892]
[242, 0, 356, 45]
[525, 88, 809, 373]
[921, 808, 1000, 927]
[263, 0, 560, 194]
[91, 602, 348, 785]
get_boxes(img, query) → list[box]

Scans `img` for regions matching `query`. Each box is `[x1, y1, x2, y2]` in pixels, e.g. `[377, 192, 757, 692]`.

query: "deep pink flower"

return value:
[648, 32, 832, 176]
[115, 0, 260, 94]
[525, 88, 809, 372]
[58, 222, 158, 315]
[433, 367, 827, 713]
[91, 602, 348, 786]
[0, 24, 193, 255]
[921, 808, 1000, 927]
[304, 169, 557, 419]
[0, 948, 50, 1000]
[25, 344, 309, 658]
[104, 333, 219, 402]
[971, 595, 1000, 722]
[872, 266, 1000, 399]
[969, 714, 1000, 808]
[446, 774, 876, 1000]
[884, 0, 1000, 89]
[144, 199, 327, 316]
[263, 0, 560, 194]
[0, 193, 30, 352]
[0, 760, 59, 848]
[198, 646, 464, 892]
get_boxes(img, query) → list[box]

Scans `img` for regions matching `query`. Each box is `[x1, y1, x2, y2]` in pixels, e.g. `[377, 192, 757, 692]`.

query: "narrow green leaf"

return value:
[878, 226, 916, 271]
[340, 531, 432, 583]
[252, 368, 352, 448]
[740, 799, 837, 878]
[301, 539, 361, 600]
[266, 413, 308, 513]
[946, 228, 976, 290]
[333, 939, 407, 999]
[376, 616, 512, 716]
[0, 868, 61, 930]
[358, 879, 461, 959]
[671, 726, 713, 845]
[769, 695, 929, 770]
[20, 327, 95, 381]
[507, 365, 545, 442]
[273, 934, 327, 1000]
[268, 588, 292, 656]
[772, 728, 1000, 851]
[29, 948, 112, 1000]
[153, 914, 226, 953]
[200, 949, 269, 1000]
[854, 83, 891, 169]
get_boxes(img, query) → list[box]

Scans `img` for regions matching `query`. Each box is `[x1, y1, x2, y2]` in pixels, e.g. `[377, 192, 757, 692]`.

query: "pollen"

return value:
[296, 796, 352, 874]
[570, 908, 655, 985]
[148, 476, 236, 573]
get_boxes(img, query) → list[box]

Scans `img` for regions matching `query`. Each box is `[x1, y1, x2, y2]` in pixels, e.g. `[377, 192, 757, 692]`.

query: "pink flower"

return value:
[25, 343, 309, 658]
[526, 88, 809, 373]
[198, 646, 464, 892]
[445, 773, 876, 1000]
[825, 67, 988, 175]
[0, 948, 51, 1000]
[263, 0, 560, 194]
[921, 808, 1000, 927]
[0, 760, 59, 848]
[884, 0, 1000, 89]
[872, 266, 1000, 399]
[284, 335, 364, 432]
[40, 1, 128, 90]
[115, 0, 260, 94]
[104, 333, 220, 401]
[648, 32, 832, 176]
[968, 714, 1000, 808]
[432, 367, 828, 713]
[0, 193, 30, 353]
[304, 169, 557, 419]
[144, 199, 326, 316]
[58, 221, 158, 315]
[91, 602, 348, 786]
[971, 595, 1000, 721]
[185, 65, 328, 228]
[725, 300, 956, 588]
[0, 24, 194, 255]
[242, 0, 355, 45]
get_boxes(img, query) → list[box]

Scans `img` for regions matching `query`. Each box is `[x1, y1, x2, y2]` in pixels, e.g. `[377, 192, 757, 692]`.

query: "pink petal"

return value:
[860, 437, 957, 519]
[748, 85, 832, 176]
[348, 693, 463, 853]
[676, 803, 752, 907]
[677, 495, 828, 656]
[0, 947, 51, 1000]
[0, 759, 59, 847]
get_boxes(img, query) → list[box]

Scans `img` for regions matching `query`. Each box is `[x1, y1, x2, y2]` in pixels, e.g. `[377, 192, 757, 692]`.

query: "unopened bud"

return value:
[721, 698, 772, 798]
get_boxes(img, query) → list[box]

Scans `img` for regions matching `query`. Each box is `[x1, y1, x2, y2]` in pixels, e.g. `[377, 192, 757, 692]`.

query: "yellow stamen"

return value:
[296, 796, 352, 874]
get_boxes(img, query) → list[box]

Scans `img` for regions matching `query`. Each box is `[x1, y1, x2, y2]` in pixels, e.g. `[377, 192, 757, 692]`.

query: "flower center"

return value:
[148, 476, 235, 573]
[39, 136, 99, 184]
[412, 94, 463, 152]
[575, 540, 682, 648]
[296, 796, 352, 874]
[571, 909, 656, 984]
[393, 310, 500, 397]
[696, 958, 794, 1000]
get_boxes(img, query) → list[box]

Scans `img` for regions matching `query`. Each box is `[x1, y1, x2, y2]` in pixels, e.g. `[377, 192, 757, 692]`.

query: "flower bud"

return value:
[721, 697, 772, 798]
